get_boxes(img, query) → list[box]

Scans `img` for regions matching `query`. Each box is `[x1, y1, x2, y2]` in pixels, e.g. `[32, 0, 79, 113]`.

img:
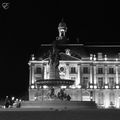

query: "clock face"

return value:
[60, 67, 64, 72]
[59, 66, 66, 73]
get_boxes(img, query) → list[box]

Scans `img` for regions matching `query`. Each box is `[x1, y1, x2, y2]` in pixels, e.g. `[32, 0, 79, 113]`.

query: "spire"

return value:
[57, 19, 67, 40]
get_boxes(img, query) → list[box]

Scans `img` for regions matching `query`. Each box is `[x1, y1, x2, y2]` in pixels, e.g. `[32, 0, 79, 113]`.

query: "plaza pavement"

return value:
[0, 107, 120, 120]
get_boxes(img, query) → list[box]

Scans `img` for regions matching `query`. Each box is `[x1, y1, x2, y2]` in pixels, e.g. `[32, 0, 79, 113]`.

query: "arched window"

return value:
[35, 67, 42, 74]
[98, 92, 104, 105]
[110, 92, 115, 105]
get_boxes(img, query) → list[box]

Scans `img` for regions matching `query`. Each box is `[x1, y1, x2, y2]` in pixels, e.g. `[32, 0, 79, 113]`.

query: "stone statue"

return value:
[48, 42, 60, 79]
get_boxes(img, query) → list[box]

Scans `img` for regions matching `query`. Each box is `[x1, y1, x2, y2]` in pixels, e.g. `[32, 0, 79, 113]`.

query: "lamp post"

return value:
[41, 86, 44, 101]
[90, 90, 93, 101]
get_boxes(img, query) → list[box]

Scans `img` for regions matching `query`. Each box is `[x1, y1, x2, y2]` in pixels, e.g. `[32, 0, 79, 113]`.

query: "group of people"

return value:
[57, 89, 71, 101]
[49, 88, 71, 101]
[4, 96, 21, 108]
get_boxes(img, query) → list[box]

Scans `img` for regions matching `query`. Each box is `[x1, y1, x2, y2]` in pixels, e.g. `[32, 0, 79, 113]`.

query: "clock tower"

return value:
[57, 19, 67, 40]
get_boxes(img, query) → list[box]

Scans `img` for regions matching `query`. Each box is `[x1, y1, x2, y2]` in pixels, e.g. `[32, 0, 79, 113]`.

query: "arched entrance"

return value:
[82, 91, 90, 101]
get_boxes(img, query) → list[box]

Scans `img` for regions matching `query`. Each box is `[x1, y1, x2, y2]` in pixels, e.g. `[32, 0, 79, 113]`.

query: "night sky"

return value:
[0, 1, 120, 98]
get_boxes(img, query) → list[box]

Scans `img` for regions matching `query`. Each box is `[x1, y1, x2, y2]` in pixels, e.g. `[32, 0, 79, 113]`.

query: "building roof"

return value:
[33, 43, 120, 61]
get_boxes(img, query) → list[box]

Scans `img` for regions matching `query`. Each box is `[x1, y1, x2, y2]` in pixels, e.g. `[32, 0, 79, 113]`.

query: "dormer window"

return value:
[35, 67, 42, 74]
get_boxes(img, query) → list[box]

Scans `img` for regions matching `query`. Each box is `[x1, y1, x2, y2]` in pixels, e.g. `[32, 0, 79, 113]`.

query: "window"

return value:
[83, 67, 89, 74]
[109, 68, 114, 74]
[109, 77, 115, 88]
[118, 67, 120, 74]
[98, 68, 103, 74]
[70, 67, 76, 74]
[35, 67, 42, 74]
[110, 92, 115, 105]
[98, 77, 104, 88]
[98, 92, 104, 105]
[82, 77, 89, 89]
[71, 76, 76, 80]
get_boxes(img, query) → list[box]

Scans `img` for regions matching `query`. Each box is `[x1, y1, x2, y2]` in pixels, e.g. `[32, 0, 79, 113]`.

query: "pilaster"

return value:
[29, 63, 32, 86]
[44, 63, 47, 79]
[105, 65, 108, 84]
[77, 64, 80, 85]
[116, 65, 119, 84]
[66, 63, 69, 79]
[31, 63, 35, 84]
[93, 65, 96, 84]
[90, 65, 93, 84]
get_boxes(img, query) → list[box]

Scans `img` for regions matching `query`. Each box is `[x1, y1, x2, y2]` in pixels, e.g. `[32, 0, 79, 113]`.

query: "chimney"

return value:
[98, 52, 103, 60]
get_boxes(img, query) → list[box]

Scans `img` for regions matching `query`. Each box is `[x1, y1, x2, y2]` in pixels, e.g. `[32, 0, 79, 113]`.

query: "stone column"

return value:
[116, 65, 119, 84]
[90, 65, 93, 84]
[66, 63, 69, 79]
[94, 65, 96, 84]
[77, 64, 80, 85]
[29, 63, 32, 86]
[105, 65, 108, 84]
[31, 63, 35, 84]
[44, 64, 47, 79]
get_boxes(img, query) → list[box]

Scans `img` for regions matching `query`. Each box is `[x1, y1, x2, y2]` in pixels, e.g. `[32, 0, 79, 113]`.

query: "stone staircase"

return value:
[21, 100, 97, 110]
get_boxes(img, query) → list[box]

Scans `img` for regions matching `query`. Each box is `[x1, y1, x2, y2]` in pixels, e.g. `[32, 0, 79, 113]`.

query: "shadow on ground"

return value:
[0, 109, 120, 120]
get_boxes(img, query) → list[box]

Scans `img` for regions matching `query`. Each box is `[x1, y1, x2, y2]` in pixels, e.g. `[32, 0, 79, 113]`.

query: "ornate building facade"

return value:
[28, 20, 120, 108]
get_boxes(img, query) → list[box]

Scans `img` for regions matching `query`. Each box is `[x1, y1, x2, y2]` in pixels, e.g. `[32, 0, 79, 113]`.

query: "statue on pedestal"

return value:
[48, 42, 60, 79]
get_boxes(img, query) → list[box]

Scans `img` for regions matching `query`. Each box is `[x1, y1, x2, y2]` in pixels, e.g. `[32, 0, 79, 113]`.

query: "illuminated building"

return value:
[28, 20, 120, 108]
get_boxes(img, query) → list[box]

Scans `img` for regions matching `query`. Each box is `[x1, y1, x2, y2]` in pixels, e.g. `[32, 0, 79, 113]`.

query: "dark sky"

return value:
[0, 1, 120, 98]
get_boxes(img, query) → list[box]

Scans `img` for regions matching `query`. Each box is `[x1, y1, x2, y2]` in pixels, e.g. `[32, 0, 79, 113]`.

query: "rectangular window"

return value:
[98, 92, 104, 105]
[118, 67, 120, 74]
[82, 77, 89, 89]
[70, 67, 76, 74]
[109, 68, 114, 74]
[98, 77, 104, 88]
[35, 67, 42, 74]
[98, 68, 103, 74]
[71, 76, 76, 80]
[109, 77, 115, 88]
[110, 93, 115, 105]
[83, 67, 89, 74]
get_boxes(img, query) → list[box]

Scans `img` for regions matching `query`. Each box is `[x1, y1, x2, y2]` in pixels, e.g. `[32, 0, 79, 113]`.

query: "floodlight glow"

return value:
[105, 85, 108, 89]
[94, 85, 97, 89]
[43, 85, 48, 89]
[76, 85, 81, 88]
[116, 58, 118, 61]
[104, 55, 107, 61]
[12, 97, 14, 100]
[116, 85, 119, 89]
[60, 29, 65, 32]
[34, 97, 37, 100]
[61, 86, 66, 89]
[90, 85, 93, 89]
[105, 100, 109, 108]
[69, 85, 76, 89]
[31, 85, 34, 89]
